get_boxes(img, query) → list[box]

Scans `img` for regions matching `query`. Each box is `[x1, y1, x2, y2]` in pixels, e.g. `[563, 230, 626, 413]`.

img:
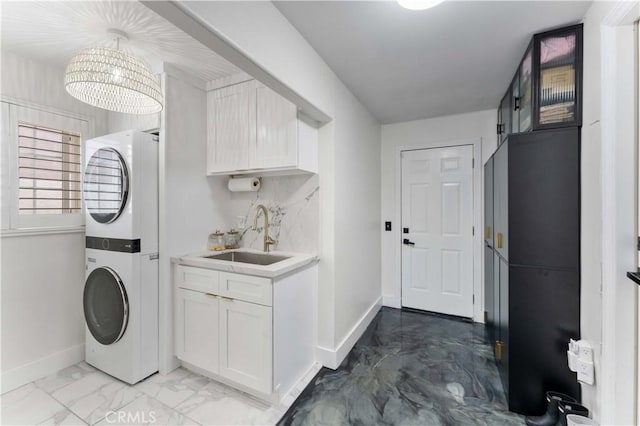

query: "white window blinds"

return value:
[18, 122, 82, 214]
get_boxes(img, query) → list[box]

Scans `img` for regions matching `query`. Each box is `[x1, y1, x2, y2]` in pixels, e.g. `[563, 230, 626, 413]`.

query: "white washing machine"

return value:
[84, 247, 158, 384]
[83, 130, 159, 384]
[83, 130, 158, 253]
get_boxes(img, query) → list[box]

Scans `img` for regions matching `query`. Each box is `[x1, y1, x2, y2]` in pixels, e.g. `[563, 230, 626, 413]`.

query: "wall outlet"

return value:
[577, 358, 595, 385]
[385, 221, 392, 231]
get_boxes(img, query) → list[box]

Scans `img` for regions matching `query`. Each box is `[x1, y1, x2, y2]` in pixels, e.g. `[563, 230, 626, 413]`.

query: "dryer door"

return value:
[84, 148, 129, 224]
[83, 267, 129, 345]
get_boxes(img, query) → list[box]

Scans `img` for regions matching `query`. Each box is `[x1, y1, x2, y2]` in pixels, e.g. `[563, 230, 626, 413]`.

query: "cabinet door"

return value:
[508, 128, 579, 270]
[500, 90, 511, 143]
[219, 298, 272, 394]
[484, 245, 495, 341]
[497, 257, 509, 395]
[511, 75, 520, 133]
[508, 266, 580, 414]
[175, 288, 219, 374]
[519, 45, 533, 132]
[533, 25, 582, 129]
[207, 82, 254, 174]
[251, 83, 297, 169]
[493, 142, 508, 259]
[484, 158, 494, 246]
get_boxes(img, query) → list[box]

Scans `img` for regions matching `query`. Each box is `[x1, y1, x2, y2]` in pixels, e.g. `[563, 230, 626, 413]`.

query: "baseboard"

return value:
[1, 343, 84, 394]
[382, 295, 401, 308]
[316, 297, 382, 370]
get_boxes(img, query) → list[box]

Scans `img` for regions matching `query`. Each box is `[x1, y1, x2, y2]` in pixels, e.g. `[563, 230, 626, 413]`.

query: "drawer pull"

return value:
[204, 293, 217, 298]
[496, 232, 503, 249]
[221, 296, 234, 302]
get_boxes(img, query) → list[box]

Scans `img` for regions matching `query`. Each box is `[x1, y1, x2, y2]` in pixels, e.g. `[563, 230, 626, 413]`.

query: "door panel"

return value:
[484, 245, 495, 341]
[508, 128, 580, 270]
[219, 298, 272, 393]
[401, 145, 474, 317]
[175, 288, 219, 374]
[508, 266, 580, 414]
[252, 83, 297, 169]
[207, 83, 253, 173]
[493, 142, 509, 259]
[484, 158, 494, 246]
[498, 256, 509, 395]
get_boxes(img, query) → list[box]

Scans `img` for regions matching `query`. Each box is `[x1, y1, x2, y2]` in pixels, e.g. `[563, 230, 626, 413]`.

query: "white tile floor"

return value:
[1, 362, 307, 425]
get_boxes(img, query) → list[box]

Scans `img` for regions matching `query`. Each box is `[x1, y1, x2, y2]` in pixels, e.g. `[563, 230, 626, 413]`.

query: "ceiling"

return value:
[275, 1, 592, 124]
[0, 1, 241, 83]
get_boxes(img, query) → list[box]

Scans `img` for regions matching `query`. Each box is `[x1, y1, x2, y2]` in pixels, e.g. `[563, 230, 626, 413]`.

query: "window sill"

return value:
[1, 226, 85, 238]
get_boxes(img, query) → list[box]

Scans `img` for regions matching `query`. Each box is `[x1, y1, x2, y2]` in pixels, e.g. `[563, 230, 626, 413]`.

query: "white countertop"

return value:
[171, 248, 318, 279]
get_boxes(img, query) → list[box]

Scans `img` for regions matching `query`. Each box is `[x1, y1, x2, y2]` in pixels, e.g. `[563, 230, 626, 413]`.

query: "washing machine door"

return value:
[83, 267, 129, 345]
[84, 147, 129, 224]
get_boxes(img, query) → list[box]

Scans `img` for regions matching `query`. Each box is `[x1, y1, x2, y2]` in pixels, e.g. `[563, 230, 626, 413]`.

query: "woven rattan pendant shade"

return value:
[64, 46, 163, 115]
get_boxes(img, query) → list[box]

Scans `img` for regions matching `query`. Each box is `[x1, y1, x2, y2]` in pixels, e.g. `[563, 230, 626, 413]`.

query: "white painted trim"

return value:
[316, 297, 382, 370]
[162, 63, 207, 91]
[393, 138, 483, 322]
[599, 3, 639, 424]
[382, 295, 401, 308]
[206, 72, 254, 91]
[140, 1, 332, 124]
[1, 344, 84, 394]
[0, 226, 84, 238]
[0, 95, 95, 124]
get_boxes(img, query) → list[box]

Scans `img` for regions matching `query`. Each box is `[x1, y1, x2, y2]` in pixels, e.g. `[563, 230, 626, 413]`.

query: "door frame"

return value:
[599, 2, 639, 424]
[392, 138, 482, 322]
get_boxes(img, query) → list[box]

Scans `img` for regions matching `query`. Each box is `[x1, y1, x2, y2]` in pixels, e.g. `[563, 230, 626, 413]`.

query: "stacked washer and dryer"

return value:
[82, 130, 159, 384]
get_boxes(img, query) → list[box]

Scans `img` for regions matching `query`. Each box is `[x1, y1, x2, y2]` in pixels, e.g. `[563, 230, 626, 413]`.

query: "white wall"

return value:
[578, 2, 608, 418]
[228, 174, 319, 254]
[158, 72, 231, 372]
[380, 109, 495, 316]
[177, 1, 382, 367]
[0, 52, 109, 392]
[333, 81, 381, 345]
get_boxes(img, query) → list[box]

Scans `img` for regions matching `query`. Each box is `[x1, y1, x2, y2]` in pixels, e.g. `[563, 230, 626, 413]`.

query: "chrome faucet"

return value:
[252, 204, 276, 252]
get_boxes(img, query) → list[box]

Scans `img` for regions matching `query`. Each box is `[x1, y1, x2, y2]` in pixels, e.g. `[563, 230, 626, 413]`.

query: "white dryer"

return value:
[84, 247, 158, 384]
[83, 130, 158, 253]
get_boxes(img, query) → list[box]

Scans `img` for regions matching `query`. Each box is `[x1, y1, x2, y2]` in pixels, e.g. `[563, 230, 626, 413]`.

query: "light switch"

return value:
[385, 221, 392, 231]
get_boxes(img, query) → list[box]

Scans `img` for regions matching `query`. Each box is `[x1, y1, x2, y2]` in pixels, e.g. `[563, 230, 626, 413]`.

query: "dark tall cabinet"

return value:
[484, 24, 582, 416]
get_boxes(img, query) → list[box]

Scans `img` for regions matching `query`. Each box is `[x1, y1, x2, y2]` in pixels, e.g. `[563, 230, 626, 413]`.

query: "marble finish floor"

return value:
[1, 363, 290, 425]
[279, 307, 525, 426]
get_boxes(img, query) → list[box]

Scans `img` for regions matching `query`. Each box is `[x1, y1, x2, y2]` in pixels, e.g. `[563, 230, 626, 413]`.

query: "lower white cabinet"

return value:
[219, 298, 272, 393]
[175, 288, 219, 374]
[174, 262, 317, 402]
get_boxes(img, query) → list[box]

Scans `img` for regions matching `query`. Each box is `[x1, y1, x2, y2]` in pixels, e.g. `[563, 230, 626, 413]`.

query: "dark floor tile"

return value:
[279, 307, 524, 426]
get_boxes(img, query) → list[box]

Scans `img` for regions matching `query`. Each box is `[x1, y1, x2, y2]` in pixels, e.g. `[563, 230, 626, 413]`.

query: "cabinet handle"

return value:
[205, 293, 217, 298]
[220, 296, 234, 302]
[496, 341, 504, 361]
[514, 97, 520, 111]
[485, 226, 491, 239]
[496, 232, 503, 249]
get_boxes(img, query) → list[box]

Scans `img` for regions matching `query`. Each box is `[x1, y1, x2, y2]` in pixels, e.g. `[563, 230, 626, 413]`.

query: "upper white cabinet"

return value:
[206, 80, 318, 176]
[207, 82, 254, 173]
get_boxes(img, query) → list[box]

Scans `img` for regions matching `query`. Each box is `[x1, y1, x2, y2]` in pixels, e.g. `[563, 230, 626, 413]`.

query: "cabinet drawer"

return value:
[175, 265, 219, 294]
[218, 272, 272, 306]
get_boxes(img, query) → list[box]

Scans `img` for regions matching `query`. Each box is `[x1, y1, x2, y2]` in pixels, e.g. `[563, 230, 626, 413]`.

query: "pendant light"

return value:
[397, 0, 445, 11]
[64, 29, 163, 115]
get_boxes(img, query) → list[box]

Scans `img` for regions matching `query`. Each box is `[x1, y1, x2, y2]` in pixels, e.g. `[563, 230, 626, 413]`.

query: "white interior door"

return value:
[401, 145, 474, 317]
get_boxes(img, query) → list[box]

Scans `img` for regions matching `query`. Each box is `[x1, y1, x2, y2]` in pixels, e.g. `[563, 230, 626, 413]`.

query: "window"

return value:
[18, 122, 82, 215]
[1, 102, 90, 231]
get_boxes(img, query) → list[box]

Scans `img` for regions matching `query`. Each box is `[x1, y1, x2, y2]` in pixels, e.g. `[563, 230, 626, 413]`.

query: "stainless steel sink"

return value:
[203, 251, 290, 266]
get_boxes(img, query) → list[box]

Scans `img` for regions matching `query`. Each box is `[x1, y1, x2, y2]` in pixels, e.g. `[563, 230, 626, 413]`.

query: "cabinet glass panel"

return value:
[538, 33, 576, 125]
[511, 76, 520, 133]
[519, 48, 532, 132]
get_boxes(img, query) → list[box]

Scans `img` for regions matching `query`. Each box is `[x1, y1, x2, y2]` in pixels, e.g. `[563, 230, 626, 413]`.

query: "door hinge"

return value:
[472, 294, 475, 304]
[472, 226, 475, 236]
[472, 158, 475, 168]
[497, 123, 502, 135]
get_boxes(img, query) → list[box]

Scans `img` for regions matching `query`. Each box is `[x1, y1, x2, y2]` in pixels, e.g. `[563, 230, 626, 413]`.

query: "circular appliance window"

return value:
[83, 267, 129, 345]
[84, 148, 129, 224]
